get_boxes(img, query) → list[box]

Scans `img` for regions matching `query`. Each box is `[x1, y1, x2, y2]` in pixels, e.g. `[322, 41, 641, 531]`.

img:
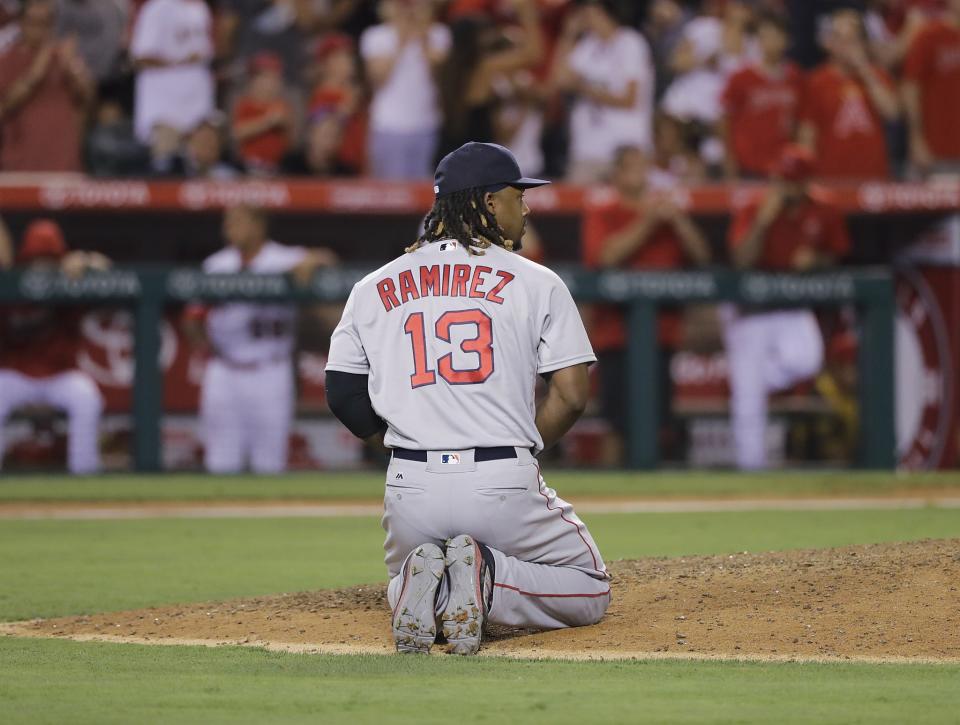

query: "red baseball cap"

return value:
[18, 219, 67, 263]
[314, 33, 354, 62]
[771, 144, 816, 182]
[249, 51, 284, 75]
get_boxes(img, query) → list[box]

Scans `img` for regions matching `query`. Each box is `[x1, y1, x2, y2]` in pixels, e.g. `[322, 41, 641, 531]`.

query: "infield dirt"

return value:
[5, 539, 959, 662]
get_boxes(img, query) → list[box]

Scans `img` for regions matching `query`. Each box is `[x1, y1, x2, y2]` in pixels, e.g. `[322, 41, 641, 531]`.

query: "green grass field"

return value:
[1, 470, 958, 502]
[1, 473, 959, 724]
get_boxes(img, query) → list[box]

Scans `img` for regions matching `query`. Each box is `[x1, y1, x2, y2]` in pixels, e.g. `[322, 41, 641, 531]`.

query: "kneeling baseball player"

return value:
[325, 142, 611, 655]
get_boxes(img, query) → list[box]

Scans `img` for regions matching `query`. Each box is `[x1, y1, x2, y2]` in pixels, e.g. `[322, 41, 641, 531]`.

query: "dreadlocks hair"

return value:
[406, 187, 515, 255]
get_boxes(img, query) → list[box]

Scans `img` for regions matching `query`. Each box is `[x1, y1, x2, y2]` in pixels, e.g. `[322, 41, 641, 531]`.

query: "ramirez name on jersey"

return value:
[375, 254, 516, 312]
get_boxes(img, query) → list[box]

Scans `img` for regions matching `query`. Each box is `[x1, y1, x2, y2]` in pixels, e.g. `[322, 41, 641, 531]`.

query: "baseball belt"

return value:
[392, 447, 518, 463]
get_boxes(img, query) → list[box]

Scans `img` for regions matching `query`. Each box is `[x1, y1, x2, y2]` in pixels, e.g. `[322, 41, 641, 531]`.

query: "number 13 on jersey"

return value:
[403, 309, 494, 388]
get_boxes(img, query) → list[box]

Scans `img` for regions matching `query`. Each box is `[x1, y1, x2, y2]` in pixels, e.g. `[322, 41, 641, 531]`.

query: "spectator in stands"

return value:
[306, 32, 367, 173]
[0, 219, 110, 474]
[281, 109, 356, 176]
[721, 11, 803, 179]
[360, 0, 451, 179]
[85, 98, 150, 176]
[722, 144, 851, 470]
[147, 122, 183, 176]
[182, 114, 242, 179]
[130, 0, 215, 143]
[0, 0, 93, 171]
[182, 205, 336, 474]
[903, 0, 960, 174]
[215, 0, 316, 86]
[798, 9, 900, 180]
[653, 111, 707, 183]
[553, 0, 655, 183]
[230, 51, 295, 175]
[54, 0, 129, 83]
[308, 33, 361, 120]
[581, 145, 710, 465]
[864, 0, 934, 69]
[644, 0, 693, 98]
[660, 16, 726, 172]
[435, 0, 543, 160]
[495, 65, 547, 177]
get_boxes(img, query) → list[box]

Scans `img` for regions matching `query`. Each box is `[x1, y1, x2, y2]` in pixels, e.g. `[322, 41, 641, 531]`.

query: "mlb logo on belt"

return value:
[440, 453, 461, 465]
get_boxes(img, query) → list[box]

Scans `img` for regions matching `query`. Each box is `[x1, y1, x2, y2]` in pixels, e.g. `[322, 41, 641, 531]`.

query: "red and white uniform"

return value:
[197, 241, 307, 473]
[903, 18, 960, 162]
[581, 195, 690, 352]
[801, 63, 893, 180]
[721, 63, 805, 177]
[0, 307, 103, 474]
[722, 193, 851, 469]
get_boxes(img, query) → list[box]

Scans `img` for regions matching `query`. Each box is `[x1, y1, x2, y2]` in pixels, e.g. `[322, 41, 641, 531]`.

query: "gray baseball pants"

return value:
[382, 447, 611, 630]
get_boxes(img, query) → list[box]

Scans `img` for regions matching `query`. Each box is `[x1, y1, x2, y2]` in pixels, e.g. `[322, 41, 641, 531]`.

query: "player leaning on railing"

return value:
[0, 219, 110, 474]
[325, 143, 611, 656]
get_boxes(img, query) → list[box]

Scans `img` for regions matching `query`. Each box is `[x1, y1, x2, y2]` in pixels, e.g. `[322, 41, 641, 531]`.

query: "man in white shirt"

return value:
[183, 205, 336, 474]
[129, 0, 215, 142]
[360, 0, 450, 179]
[553, 0, 655, 183]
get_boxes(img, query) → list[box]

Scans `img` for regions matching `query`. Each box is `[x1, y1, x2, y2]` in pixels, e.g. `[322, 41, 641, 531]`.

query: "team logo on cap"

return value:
[440, 453, 461, 465]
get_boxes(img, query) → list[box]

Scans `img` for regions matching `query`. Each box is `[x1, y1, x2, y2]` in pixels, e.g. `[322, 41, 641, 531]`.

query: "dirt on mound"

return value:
[6, 539, 959, 662]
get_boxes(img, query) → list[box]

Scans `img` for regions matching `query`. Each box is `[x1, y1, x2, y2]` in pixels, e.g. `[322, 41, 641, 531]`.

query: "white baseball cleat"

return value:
[441, 534, 492, 656]
[392, 543, 445, 654]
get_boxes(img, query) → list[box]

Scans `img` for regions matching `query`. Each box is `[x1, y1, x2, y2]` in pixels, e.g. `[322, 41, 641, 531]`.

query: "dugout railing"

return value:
[0, 267, 895, 471]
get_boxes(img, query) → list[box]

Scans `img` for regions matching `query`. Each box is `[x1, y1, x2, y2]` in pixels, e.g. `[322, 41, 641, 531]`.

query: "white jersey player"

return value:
[325, 143, 610, 655]
[184, 205, 334, 474]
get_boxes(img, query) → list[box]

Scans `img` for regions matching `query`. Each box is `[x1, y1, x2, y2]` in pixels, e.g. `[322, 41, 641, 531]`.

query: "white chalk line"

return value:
[2, 497, 960, 520]
[1, 627, 956, 665]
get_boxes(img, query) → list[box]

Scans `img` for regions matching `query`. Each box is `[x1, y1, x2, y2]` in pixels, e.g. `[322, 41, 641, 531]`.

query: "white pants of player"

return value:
[200, 358, 293, 474]
[383, 448, 611, 630]
[0, 369, 103, 474]
[719, 306, 824, 470]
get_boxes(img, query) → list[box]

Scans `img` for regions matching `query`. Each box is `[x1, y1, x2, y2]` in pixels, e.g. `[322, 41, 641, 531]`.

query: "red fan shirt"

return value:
[721, 63, 805, 176]
[801, 63, 892, 179]
[582, 197, 689, 352]
[903, 19, 960, 160]
[727, 191, 852, 270]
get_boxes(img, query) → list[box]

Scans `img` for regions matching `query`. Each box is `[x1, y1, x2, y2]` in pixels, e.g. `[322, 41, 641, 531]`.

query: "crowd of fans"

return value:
[2, 0, 960, 183]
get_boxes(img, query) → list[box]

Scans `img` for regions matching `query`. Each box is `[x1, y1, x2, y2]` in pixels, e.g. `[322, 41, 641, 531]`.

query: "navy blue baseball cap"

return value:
[434, 142, 550, 198]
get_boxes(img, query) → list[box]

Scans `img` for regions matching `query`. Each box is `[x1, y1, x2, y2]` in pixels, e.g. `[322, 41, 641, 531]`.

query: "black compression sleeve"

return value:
[325, 370, 387, 440]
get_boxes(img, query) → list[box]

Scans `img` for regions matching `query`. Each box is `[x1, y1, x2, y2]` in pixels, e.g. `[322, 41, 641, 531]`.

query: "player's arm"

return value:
[182, 303, 212, 353]
[902, 80, 933, 170]
[595, 206, 663, 268]
[290, 248, 338, 286]
[662, 202, 711, 266]
[0, 216, 12, 269]
[536, 363, 590, 450]
[576, 78, 638, 110]
[856, 63, 900, 121]
[325, 370, 387, 446]
[60, 250, 111, 279]
[731, 188, 783, 269]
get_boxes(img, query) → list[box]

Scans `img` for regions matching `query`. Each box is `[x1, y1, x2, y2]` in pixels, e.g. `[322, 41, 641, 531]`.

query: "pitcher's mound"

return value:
[5, 539, 959, 662]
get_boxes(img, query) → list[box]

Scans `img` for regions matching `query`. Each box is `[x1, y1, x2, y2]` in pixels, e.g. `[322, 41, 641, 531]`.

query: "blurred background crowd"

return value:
[2, 0, 959, 474]
[2, 0, 959, 183]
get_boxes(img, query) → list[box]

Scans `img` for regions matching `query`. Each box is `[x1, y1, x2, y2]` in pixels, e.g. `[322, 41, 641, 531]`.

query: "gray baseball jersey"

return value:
[325, 240, 596, 452]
